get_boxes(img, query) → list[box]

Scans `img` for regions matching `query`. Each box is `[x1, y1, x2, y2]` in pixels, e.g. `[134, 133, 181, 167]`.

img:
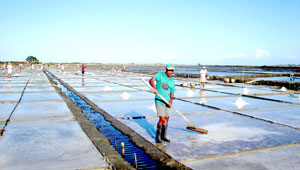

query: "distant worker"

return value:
[31, 64, 35, 70]
[61, 64, 64, 72]
[290, 73, 295, 83]
[149, 64, 175, 143]
[122, 65, 126, 72]
[19, 63, 22, 72]
[7, 62, 13, 79]
[200, 66, 208, 88]
[81, 64, 86, 75]
[290, 73, 296, 90]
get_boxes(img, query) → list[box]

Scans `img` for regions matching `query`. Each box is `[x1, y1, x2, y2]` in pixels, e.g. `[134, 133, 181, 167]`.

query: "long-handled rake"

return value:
[140, 77, 208, 134]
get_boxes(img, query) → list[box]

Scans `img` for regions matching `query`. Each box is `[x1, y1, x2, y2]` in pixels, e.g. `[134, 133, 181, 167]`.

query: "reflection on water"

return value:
[7, 80, 12, 93]
[187, 89, 195, 97]
[81, 77, 85, 87]
[199, 89, 206, 104]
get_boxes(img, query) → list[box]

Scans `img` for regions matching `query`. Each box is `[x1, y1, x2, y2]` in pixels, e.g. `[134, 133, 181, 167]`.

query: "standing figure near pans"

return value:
[200, 66, 208, 88]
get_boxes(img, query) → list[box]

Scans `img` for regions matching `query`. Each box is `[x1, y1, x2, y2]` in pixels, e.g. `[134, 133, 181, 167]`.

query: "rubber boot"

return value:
[156, 125, 162, 143]
[161, 125, 170, 143]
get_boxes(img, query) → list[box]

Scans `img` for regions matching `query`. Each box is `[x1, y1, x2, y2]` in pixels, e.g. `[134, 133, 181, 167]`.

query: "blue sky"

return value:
[0, 0, 299, 65]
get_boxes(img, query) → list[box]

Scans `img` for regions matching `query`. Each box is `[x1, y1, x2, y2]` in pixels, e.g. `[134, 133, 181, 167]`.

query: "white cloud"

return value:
[285, 56, 298, 60]
[254, 48, 270, 58]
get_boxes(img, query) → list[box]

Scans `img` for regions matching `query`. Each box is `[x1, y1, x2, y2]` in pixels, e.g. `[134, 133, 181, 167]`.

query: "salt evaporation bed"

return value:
[96, 99, 215, 118]
[175, 89, 231, 98]
[25, 86, 56, 92]
[83, 91, 153, 101]
[0, 121, 108, 170]
[0, 80, 28, 84]
[66, 81, 120, 87]
[0, 103, 15, 121]
[241, 105, 300, 128]
[120, 112, 300, 161]
[27, 82, 52, 87]
[116, 81, 146, 86]
[208, 86, 281, 95]
[21, 92, 63, 102]
[0, 87, 24, 92]
[11, 102, 74, 122]
[184, 143, 300, 170]
[257, 94, 300, 104]
[186, 96, 287, 110]
[0, 93, 22, 102]
[74, 85, 136, 92]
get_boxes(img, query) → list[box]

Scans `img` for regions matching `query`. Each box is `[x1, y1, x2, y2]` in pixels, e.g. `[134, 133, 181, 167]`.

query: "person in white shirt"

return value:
[19, 64, 23, 72]
[200, 66, 208, 88]
[61, 64, 64, 72]
[7, 62, 13, 79]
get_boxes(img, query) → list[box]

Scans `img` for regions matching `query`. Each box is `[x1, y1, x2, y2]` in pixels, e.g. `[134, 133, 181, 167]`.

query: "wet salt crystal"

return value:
[242, 88, 249, 95]
[104, 86, 111, 91]
[121, 91, 130, 100]
[187, 89, 195, 97]
[234, 97, 249, 109]
[200, 123, 280, 142]
[149, 104, 157, 113]
[280, 86, 287, 92]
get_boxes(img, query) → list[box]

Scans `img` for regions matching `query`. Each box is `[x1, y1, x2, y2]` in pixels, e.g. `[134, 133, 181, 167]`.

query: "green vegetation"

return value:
[25, 56, 39, 63]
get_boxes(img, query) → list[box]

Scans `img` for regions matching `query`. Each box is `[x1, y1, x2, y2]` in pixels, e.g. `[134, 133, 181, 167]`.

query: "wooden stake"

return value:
[134, 153, 138, 169]
[0, 129, 4, 136]
[121, 142, 125, 157]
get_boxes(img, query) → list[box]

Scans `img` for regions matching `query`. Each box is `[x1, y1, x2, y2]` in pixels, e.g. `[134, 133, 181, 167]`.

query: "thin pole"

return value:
[134, 153, 138, 169]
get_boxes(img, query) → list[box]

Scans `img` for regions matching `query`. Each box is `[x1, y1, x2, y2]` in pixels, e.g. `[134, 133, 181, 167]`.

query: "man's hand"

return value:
[149, 77, 158, 94]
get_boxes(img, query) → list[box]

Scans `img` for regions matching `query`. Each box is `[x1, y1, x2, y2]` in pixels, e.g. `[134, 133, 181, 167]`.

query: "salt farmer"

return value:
[149, 64, 175, 143]
[81, 64, 86, 75]
[200, 66, 208, 88]
[19, 63, 22, 72]
[61, 64, 64, 72]
[7, 62, 13, 79]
